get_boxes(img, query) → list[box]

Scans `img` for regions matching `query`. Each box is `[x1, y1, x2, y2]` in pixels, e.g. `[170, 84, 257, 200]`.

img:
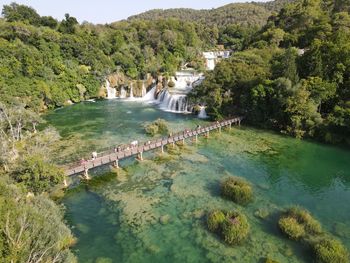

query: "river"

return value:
[45, 100, 350, 263]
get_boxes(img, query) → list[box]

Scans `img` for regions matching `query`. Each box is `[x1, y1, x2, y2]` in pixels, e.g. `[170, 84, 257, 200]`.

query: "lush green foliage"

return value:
[221, 176, 253, 205]
[0, 177, 76, 262]
[129, 0, 293, 27]
[0, 3, 231, 112]
[278, 206, 322, 240]
[312, 237, 350, 263]
[144, 118, 169, 136]
[207, 210, 250, 246]
[190, 0, 350, 145]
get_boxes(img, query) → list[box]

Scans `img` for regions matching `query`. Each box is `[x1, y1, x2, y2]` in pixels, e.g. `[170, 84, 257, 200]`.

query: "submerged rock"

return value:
[159, 214, 171, 225]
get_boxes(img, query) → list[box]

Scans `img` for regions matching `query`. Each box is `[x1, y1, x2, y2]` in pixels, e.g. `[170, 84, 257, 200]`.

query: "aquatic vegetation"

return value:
[221, 211, 250, 245]
[144, 119, 169, 136]
[221, 176, 253, 205]
[312, 237, 350, 263]
[207, 210, 250, 246]
[207, 210, 226, 232]
[278, 217, 305, 240]
[278, 206, 322, 240]
[254, 208, 270, 220]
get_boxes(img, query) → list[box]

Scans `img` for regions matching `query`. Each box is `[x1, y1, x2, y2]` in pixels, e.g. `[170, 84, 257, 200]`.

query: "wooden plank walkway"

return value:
[63, 117, 243, 177]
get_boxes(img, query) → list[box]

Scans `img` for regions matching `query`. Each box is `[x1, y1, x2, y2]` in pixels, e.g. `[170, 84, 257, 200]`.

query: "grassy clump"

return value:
[278, 206, 322, 240]
[207, 210, 250, 246]
[207, 210, 226, 232]
[278, 217, 305, 240]
[312, 237, 349, 263]
[144, 119, 169, 136]
[221, 176, 253, 205]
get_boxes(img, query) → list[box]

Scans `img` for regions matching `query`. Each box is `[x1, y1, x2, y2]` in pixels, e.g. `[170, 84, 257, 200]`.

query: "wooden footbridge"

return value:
[63, 117, 243, 182]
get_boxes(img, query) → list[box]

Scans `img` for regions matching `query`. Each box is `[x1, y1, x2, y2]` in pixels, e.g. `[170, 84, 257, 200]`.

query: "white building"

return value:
[203, 51, 231, 70]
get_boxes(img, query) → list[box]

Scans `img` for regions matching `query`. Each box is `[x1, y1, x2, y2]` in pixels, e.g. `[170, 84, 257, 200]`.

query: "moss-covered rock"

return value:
[207, 210, 226, 232]
[221, 176, 253, 205]
[312, 237, 350, 263]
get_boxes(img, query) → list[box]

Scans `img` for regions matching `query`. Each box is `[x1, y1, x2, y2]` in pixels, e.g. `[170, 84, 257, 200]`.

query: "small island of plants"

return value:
[144, 119, 169, 137]
[278, 206, 322, 240]
[278, 206, 349, 263]
[221, 176, 253, 205]
[207, 210, 250, 246]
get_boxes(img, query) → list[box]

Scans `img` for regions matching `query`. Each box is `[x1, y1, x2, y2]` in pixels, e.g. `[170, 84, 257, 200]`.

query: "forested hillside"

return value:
[128, 0, 293, 27]
[0, 3, 233, 112]
[190, 0, 350, 144]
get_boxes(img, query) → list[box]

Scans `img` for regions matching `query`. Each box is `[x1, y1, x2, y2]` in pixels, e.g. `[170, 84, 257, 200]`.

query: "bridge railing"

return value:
[62, 117, 243, 171]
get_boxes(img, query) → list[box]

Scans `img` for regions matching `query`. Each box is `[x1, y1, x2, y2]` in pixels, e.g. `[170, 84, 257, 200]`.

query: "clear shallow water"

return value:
[46, 100, 350, 263]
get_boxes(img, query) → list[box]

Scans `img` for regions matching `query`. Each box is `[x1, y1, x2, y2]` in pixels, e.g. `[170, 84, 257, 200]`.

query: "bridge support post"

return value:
[114, 160, 119, 169]
[161, 145, 164, 154]
[137, 152, 143, 161]
[172, 142, 175, 148]
[219, 126, 222, 133]
[84, 168, 90, 180]
[195, 134, 198, 143]
[229, 123, 232, 130]
[206, 131, 210, 138]
[182, 138, 185, 145]
[238, 119, 241, 126]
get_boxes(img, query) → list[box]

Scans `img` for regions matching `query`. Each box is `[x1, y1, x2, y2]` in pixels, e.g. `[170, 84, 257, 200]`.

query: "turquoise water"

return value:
[46, 100, 350, 263]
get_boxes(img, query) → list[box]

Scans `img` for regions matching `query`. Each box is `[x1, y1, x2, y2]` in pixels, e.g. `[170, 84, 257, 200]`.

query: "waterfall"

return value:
[141, 82, 147, 97]
[142, 85, 156, 101]
[198, 106, 208, 119]
[120, 87, 127, 98]
[106, 80, 117, 99]
[129, 84, 134, 99]
[157, 89, 189, 113]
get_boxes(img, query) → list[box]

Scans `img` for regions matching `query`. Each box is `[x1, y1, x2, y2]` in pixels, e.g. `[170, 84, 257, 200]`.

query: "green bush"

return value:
[278, 206, 322, 240]
[221, 211, 250, 245]
[278, 217, 305, 240]
[221, 176, 253, 205]
[312, 237, 349, 263]
[144, 119, 169, 136]
[207, 210, 226, 232]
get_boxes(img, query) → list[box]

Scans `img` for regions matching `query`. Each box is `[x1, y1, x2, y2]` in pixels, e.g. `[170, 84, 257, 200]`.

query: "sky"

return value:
[0, 0, 268, 24]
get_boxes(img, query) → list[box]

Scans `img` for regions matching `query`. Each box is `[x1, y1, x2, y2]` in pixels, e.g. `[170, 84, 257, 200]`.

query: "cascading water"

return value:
[106, 80, 117, 99]
[198, 106, 208, 119]
[120, 87, 127, 99]
[142, 85, 156, 101]
[141, 83, 147, 97]
[157, 89, 189, 113]
[129, 84, 134, 99]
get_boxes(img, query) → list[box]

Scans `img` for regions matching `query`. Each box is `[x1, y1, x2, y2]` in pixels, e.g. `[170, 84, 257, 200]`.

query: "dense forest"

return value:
[190, 0, 350, 145]
[0, 0, 350, 261]
[128, 0, 293, 27]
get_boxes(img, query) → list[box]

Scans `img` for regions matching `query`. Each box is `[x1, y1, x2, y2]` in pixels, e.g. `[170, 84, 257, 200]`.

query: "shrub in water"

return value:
[207, 210, 226, 232]
[221, 176, 253, 205]
[278, 206, 322, 240]
[221, 211, 250, 245]
[278, 217, 305, 240]
[312, 237, 349, 263]
[144, 119, 169, 136]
